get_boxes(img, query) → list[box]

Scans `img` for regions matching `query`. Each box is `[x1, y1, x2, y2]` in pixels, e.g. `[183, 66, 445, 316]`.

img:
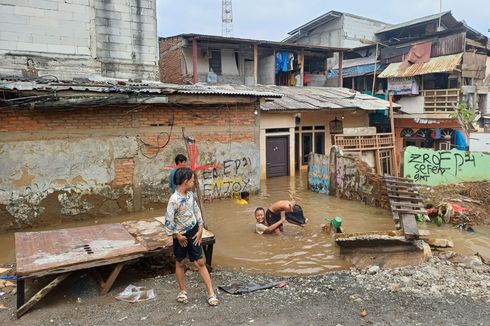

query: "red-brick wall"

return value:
[113, 158, 135, 187]
[0, 104, 256, 140]
[159, 37, 188, 84]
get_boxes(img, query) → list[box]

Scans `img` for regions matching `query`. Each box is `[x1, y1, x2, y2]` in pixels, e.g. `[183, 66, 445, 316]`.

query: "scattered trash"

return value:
[0, 267, 11, 274]
[140, 316, 148, 321]
[118, 316, 128, 322]
[0, 275, 16, 280]
[360, 309, 368, 317]
[219, 281, 288, 295]
[115, 284, 156, 303]
[76, 297, 82, 304]
[368, 265, 380, 275]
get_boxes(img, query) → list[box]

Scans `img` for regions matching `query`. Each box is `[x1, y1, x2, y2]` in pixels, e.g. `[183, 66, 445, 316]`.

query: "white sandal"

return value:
[176, 290, 188, 303]
[207, 294, 219, 306]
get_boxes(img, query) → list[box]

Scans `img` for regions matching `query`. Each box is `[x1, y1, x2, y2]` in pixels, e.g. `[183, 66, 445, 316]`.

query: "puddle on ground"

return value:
[1, 175, 489, 276]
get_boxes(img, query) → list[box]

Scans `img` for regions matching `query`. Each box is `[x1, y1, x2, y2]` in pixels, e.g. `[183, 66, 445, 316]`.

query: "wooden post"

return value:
[92, 263, 125, 295]
[16, 279, 25, 309]
[371, 42, 379, 95]
[192, 38, 198, 84]
[272, 48, 276, 85]
[389, 92, 399, 177]
[299, 50, 304, 86]
[17, 273, 70, 318]
[182, 128, 208, 229]
[338, 51, 343, 88]
[253, 44, 258, 86]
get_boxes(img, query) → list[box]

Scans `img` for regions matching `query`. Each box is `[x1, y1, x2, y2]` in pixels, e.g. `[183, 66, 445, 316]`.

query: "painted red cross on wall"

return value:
[164, 136, 219, 171]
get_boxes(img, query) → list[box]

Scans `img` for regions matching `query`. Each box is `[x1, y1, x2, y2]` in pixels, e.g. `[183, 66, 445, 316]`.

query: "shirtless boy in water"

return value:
[266, 200, 295, 232]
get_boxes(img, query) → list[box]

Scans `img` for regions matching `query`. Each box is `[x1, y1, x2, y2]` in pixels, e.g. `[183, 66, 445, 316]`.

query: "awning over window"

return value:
[378, 53, 463, 78]
[328, 63, 386, 79]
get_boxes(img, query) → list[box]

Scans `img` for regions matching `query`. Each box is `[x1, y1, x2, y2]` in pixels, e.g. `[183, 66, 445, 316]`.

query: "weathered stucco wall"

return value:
[403, 146, 490, 186]
[307, 148, 388, 208]
[334, 152, 388, 208]
[0, 103, 259, 230]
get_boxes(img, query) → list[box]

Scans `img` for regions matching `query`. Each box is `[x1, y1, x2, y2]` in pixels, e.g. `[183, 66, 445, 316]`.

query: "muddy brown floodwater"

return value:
[1, 175, 489, 275]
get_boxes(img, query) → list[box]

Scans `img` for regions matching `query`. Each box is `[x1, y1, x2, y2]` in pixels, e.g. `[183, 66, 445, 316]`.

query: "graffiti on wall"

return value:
[308, 153, 330, 194]
[336, 156, 358, 193]
[404, 146, 490, 185]
[202, 157, 253, 199]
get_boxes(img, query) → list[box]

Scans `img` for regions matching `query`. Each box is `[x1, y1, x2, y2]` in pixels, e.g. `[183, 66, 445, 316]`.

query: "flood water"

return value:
[1, 174, 489, 276]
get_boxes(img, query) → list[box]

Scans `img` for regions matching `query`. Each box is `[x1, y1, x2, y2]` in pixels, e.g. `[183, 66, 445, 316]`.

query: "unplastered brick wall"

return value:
[0, 102, 259, 229]
[0, 0, 158, 80]
[0, 104, 256, 133]
[113, 158, 135, 187]
[159, 37, 186, 83]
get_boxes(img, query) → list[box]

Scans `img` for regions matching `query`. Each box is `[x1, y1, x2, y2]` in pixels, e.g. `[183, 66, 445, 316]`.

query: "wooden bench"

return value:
[15, 218, 215, 318]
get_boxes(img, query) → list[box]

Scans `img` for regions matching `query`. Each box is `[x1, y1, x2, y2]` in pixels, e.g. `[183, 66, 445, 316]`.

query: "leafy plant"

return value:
[450, 101, 477, 140]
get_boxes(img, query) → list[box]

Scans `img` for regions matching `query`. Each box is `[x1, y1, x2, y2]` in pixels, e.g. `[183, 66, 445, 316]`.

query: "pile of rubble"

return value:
[420, 181, 490, 226]
[347, 252, 490, 301]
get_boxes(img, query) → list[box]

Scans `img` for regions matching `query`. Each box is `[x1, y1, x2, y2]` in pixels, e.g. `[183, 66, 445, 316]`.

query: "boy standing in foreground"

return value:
[164, 167, 219, 306]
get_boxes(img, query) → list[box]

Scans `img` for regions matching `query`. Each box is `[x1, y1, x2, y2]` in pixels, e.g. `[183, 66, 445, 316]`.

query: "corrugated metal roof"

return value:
[0, 77, 280, 98]
[225, 85, 398, 111]
[378, 53, 463, 78]
[165, 33, 349, 53]
[376, 11, 455, 34]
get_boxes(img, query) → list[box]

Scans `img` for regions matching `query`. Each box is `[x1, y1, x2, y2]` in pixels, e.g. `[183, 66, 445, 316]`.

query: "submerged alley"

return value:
[1, 0, 490, 324]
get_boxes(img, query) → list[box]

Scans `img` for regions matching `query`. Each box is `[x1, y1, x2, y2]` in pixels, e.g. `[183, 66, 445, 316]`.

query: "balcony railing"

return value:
[421, 88, 460, 112]
[334, 133, 394, 151]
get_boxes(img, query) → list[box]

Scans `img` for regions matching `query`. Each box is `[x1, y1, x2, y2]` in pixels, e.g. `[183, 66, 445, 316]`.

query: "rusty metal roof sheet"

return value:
[224, 85, 397, 111]
[378, 53, 463, 78]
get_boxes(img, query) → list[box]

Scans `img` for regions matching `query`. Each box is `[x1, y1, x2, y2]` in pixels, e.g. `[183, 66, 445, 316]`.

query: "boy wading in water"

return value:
[164, 167, 219, 306]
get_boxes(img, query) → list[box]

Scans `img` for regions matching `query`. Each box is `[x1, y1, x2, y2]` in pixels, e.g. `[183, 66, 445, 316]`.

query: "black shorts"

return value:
[265, 209, 284, 232]
[173, 224, 203, 262]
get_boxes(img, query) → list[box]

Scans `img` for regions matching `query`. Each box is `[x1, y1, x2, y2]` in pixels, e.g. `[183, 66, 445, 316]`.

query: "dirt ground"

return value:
[419, 181, 490, 226]
[1, 252, 489, 326]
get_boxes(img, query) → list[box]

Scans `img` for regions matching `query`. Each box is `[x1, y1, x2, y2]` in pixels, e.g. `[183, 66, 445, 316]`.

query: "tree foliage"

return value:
[450, 101, 477, 138]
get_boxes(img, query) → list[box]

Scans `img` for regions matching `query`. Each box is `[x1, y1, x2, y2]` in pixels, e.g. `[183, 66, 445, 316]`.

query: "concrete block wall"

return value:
[0, 103, 259, 230]
[0, 0, 158, 80]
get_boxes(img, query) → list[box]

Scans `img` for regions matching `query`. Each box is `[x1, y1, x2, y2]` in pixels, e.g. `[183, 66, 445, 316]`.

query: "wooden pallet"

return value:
[15, 219, 216, 318]
[384, 176, 428, 240]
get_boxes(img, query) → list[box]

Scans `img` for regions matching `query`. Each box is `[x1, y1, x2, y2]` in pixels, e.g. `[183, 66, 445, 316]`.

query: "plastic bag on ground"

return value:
[115, 284, 155, 303]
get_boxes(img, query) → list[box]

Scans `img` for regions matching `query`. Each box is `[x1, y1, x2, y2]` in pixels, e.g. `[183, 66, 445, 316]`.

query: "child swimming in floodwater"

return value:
[254, 207, 286, 235]
[235, 191, 249, 205]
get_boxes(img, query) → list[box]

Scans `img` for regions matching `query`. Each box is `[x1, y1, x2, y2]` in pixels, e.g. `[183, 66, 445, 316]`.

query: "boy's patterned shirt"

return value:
[164, 191, 203, 235]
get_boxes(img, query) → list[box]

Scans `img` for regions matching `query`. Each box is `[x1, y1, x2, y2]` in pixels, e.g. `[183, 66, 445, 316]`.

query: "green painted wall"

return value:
[403, 146, 490, 185]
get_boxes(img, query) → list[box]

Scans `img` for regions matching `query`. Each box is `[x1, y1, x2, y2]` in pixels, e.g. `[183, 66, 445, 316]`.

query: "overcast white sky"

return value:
[156, 0, 489, 40]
